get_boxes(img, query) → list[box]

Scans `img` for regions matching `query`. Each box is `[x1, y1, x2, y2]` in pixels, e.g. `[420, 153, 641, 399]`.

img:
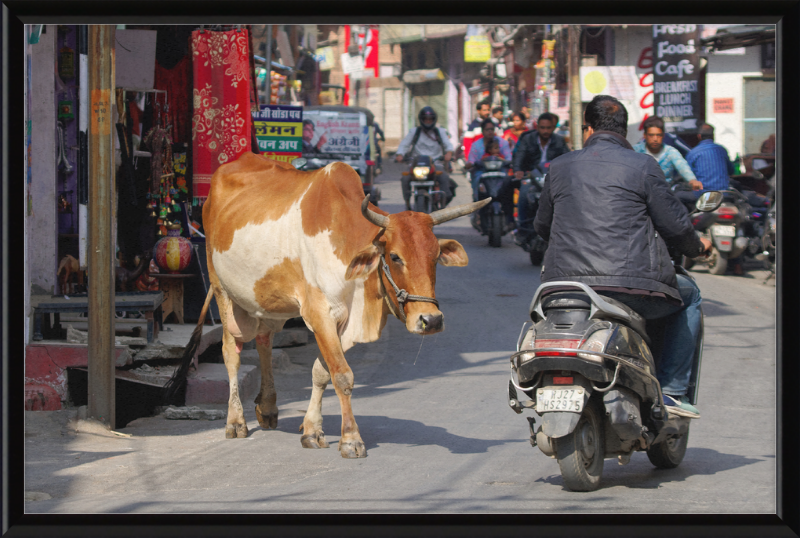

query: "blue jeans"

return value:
[596, 274, 702, 397]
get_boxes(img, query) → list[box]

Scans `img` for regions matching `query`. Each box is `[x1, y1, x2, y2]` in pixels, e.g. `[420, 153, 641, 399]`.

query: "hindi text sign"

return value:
[253, 105, 303, 163]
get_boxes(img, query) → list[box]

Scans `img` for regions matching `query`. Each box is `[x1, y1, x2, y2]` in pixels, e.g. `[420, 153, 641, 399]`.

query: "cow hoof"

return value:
[225, 423, 249, 438]
[338, 438, 367, 458]
[300, 431, 330, 449]
[255, 405, 278, 430]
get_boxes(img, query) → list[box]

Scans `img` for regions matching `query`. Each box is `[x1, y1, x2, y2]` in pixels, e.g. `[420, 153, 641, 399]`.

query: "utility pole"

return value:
[87, 25, 116, 429]
[568, 25, 583, 150]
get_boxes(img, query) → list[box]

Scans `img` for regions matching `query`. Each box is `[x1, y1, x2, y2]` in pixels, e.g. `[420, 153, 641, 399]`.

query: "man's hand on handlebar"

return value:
[515, 170, 525, 180]
[699, 237, 713, 256]
[394, 154, 404, 163]
[689, 180, 703, 191]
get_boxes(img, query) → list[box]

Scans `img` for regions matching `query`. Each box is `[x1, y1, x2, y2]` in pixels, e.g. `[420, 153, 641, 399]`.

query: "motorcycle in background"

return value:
[472, 159, 514, 247]
[506, 192, 723, 491]
[683, 187, 766, 275]
[403, 155, 446, 214]
[513, 165, 548, 266]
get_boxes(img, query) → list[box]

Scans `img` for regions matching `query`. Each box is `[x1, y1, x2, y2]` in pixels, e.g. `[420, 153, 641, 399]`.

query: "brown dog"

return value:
[57, 254, 84, 294]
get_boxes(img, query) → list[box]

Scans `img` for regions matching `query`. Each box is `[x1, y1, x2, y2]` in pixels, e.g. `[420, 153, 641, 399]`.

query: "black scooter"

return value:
[472, 159, 514, 247]
[513, 165, 548, 266]
[506, 192, 723, 491]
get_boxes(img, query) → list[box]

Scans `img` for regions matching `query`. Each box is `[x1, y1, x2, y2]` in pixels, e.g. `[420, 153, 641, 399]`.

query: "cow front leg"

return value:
[299, 358, 331, 449]
[253, 333, 279, 430]
[218, 311, 248, 439]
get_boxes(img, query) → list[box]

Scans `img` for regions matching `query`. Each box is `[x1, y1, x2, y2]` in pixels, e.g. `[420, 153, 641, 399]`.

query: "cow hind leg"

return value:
[215, 291, 248, 439]
[254, 332, 279, 430]
[299, 357, 331, 449]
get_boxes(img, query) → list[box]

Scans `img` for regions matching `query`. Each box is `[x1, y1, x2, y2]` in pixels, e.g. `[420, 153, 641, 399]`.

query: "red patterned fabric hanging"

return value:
[191, 29, 253, 205]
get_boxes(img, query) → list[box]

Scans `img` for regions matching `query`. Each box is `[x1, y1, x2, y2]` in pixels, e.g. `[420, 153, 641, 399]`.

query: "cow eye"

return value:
[390, 253, 403, 265]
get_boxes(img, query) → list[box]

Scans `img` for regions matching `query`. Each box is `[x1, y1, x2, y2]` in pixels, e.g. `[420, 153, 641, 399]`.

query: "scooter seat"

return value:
[591, 295, 650, 345]
[541, 291, 650, 345]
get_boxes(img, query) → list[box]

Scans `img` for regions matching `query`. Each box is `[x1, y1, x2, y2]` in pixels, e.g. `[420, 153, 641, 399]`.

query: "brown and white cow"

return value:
[164, 152, 488, 458]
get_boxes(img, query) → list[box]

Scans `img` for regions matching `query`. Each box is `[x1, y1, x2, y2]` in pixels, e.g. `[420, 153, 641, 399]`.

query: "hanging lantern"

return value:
[154, 223, 192, 274]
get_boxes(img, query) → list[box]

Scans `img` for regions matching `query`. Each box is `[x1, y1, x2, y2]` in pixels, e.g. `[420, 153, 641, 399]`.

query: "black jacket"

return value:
[533, 131, 706, 303]
[512, 131, 570, 172]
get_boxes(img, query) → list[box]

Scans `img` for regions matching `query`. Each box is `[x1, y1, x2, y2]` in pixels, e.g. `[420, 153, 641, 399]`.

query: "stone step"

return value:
[185, 363, 258, 406]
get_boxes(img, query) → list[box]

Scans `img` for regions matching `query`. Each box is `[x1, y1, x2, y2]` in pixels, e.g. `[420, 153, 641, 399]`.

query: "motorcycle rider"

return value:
[395, 106, 456, 211]
[533, 94, 713, 419]
[512, 112, 570, 241]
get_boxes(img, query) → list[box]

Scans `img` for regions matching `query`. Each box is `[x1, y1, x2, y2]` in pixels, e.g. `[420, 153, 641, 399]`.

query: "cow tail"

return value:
[162, 285, 215, 406]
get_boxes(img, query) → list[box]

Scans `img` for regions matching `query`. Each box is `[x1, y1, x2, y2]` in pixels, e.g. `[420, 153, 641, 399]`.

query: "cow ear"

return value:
[438, 239, 469, 267]
[345, 245, 382, 280]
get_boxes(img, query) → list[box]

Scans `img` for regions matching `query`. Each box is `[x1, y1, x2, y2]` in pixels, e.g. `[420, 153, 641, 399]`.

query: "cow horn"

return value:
[361, 195, 389, 228]
[429, 198, 491, 226]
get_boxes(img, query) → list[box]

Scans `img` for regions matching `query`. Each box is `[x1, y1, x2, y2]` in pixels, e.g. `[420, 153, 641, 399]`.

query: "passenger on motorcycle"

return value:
[395, 106, 457, 211]
[512, 112, 570, 241]
[533, 94, 713, 419]
[464, 118, 512, 201]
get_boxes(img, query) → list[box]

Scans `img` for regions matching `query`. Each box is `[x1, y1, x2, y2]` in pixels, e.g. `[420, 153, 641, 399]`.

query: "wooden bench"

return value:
[31, 292, 164, 344]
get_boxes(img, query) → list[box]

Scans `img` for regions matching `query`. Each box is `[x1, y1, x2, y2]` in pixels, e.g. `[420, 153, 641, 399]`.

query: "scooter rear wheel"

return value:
[706, 247, 728, 275]
[646, 429, 690, 469]
[556, 398, 605, 492]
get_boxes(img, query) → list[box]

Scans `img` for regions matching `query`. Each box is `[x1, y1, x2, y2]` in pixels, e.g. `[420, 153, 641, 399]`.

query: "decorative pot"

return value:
[154, 223, 192, 273]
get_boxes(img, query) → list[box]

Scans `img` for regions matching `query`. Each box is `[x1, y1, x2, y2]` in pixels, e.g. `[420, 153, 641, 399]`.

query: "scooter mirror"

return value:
[291, 157, 308, 170]
[695, 191, 724, 212]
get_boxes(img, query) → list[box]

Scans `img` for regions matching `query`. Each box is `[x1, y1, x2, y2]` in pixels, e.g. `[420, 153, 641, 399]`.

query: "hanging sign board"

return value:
[464, 35, 491, 63]
[652, 24, 701, 133]
[253, 105, 303, 163]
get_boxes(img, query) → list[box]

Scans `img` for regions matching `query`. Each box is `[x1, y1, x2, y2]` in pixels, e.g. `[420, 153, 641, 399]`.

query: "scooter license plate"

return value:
[536, 387, 584, 413]
[712, 225, 736, 237]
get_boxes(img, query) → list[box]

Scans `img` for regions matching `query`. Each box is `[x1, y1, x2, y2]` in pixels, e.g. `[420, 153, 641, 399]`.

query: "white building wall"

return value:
[29, 25, 57, 296]
[705, 45, 764, 157]
[612, 26, 656, 147]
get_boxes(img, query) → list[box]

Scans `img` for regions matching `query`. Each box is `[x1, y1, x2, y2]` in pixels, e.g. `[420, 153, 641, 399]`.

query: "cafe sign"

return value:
[652, 24, 701, 133]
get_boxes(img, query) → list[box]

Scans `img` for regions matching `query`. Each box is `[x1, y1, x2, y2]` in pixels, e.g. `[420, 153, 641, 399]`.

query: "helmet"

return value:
[418, 106, 437, 130]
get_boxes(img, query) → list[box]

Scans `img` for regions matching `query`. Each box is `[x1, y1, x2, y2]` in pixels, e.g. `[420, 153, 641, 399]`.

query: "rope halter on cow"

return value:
[360, 196, 490, 323]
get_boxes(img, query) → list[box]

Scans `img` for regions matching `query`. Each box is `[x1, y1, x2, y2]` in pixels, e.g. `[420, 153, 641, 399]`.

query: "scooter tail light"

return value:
[577, 329, 613, 361]
[717, 214, 735, 220]
[553, 376, 574, 384]
[716, 206, 739, 215]
[530, 339, 581, 357]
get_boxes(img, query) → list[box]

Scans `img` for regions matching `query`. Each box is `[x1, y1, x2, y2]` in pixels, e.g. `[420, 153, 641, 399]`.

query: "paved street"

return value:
[24, 160, 776, 514]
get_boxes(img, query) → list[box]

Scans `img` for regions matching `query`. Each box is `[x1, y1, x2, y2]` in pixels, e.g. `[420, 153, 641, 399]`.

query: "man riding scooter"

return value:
[395, 106, 457, 211]
[533, 95, 713, 419]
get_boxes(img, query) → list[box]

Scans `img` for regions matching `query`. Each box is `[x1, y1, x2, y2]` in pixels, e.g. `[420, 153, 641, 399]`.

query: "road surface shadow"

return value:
[533, 446, 769, 492]
[274, 413, 526, 454]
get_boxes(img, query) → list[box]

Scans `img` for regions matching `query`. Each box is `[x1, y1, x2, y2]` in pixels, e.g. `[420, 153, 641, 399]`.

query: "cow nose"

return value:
[418, 313, 444, 333]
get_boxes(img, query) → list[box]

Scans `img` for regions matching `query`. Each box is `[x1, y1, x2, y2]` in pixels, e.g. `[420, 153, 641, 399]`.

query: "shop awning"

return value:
[402, 68, 445, 84]
[701, 25, 775, 51]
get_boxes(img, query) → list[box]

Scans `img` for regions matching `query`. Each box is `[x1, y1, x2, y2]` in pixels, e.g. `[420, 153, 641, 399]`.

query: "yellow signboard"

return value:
[464, 35, 491, 63]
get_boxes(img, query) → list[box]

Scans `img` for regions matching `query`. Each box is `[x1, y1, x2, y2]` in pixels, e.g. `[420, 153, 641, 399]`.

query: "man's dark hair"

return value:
[492, 106, 504, 115]
[538, 112, 557, 125]
[585, 94, 628, 137]
[477, 99, 491, 111]
[699, 123, 715, 140]
[642, 116, 665, 133]
[481, 118, 496, 131]
[302, 119, 315, 129]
